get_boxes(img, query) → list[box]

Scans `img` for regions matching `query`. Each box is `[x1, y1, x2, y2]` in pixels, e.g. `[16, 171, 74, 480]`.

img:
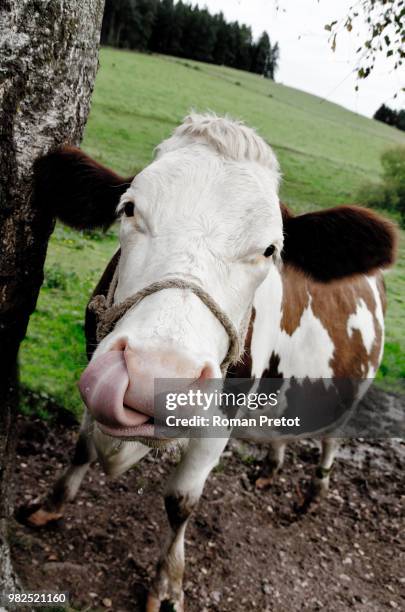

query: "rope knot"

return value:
[88, 294, 108, 317]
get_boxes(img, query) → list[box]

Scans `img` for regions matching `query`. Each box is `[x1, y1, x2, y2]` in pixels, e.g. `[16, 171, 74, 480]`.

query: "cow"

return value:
[26, 113, 396, 611]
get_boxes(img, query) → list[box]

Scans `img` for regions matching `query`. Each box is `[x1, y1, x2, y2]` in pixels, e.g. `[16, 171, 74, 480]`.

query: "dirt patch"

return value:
[10, 403, 405, 612]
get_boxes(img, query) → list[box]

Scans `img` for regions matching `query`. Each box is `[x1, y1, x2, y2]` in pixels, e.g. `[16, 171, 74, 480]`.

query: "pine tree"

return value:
[252, 32, 271, 76]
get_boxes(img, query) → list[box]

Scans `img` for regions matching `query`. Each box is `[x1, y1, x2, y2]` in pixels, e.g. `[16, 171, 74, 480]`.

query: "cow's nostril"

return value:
[109, 337, 128, 352]
[198, 362, 218, 381]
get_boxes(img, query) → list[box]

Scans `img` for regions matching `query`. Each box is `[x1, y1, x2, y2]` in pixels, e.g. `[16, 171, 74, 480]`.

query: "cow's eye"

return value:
[263, 245, 275, 257]
[124, 202, 135, 217]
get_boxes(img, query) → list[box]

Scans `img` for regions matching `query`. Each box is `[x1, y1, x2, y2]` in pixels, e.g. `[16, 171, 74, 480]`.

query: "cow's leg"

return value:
[255, 439, 286, 489]
[146, 437, 228, 612]
[92, 426, 151, 478]
[24, 411, 97, 527]
[311, 437, 339, 498]
[24, 413, 151, 527]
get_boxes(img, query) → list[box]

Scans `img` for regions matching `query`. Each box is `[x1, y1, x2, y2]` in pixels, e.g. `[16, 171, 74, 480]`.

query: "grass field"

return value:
[20, 48, 405, 417]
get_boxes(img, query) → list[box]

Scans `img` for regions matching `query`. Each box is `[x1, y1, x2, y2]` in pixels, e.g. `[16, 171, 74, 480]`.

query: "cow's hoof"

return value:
[27, 508, 64, 527]
[312, 477, 330, 499]
[16, 503, 64, 528]
[146, 592, 184, 612]
[295, 480, 328, 514]
[255, 475, 274, 490]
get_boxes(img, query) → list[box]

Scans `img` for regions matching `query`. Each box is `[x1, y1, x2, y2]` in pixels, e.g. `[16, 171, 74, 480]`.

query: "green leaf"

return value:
[324, 20, 337, 32]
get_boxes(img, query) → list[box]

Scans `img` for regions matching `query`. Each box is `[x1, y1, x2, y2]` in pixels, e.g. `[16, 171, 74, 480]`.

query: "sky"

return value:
[195, 0, 404, 117]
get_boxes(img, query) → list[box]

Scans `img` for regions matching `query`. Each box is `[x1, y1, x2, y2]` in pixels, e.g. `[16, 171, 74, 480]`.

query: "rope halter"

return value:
[88, 261, 251, 375]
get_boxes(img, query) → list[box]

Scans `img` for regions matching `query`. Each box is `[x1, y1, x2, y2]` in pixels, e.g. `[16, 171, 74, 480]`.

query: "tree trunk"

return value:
[0, 0, 105, 591]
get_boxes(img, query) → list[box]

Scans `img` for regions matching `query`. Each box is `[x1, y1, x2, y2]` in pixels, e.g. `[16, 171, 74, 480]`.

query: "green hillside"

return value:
[20, 48, 405, 417]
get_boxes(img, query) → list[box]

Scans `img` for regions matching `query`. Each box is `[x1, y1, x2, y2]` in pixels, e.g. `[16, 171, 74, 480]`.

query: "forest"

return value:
[374, 104, 405, 131]
[101, 0, 280, 79]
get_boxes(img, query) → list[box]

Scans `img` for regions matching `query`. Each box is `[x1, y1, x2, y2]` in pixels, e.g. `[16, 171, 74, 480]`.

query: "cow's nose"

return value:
[78, 343, 219, 432]
[123, 345, 218, 416]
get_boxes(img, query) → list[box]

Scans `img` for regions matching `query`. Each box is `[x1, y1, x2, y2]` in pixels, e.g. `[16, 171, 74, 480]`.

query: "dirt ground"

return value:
[9, 390, 405, 612]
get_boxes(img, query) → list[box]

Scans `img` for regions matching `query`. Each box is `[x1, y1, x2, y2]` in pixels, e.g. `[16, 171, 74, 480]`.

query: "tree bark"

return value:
[0, 0, 105, 591]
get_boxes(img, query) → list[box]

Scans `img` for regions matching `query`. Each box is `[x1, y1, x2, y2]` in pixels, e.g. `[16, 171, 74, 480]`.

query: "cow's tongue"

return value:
[78, 351, 150, 428]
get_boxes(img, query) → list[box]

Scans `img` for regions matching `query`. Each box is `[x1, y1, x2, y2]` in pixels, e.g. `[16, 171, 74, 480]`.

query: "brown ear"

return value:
[281, 205, 397, 282]
[34, 146, 133, 230]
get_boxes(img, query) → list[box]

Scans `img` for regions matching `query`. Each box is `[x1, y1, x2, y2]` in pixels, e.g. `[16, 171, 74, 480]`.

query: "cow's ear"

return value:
[281, 205, 397, 282]
[33, 146, 133, 230]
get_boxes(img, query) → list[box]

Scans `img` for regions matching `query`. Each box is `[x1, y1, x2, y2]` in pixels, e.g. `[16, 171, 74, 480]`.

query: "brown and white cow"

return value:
[28, 114, 396, 611]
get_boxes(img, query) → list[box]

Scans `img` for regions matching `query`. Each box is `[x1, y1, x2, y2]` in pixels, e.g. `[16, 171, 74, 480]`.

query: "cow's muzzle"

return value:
[78, 347, 217, 440]
[81, 271, 252, 439]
